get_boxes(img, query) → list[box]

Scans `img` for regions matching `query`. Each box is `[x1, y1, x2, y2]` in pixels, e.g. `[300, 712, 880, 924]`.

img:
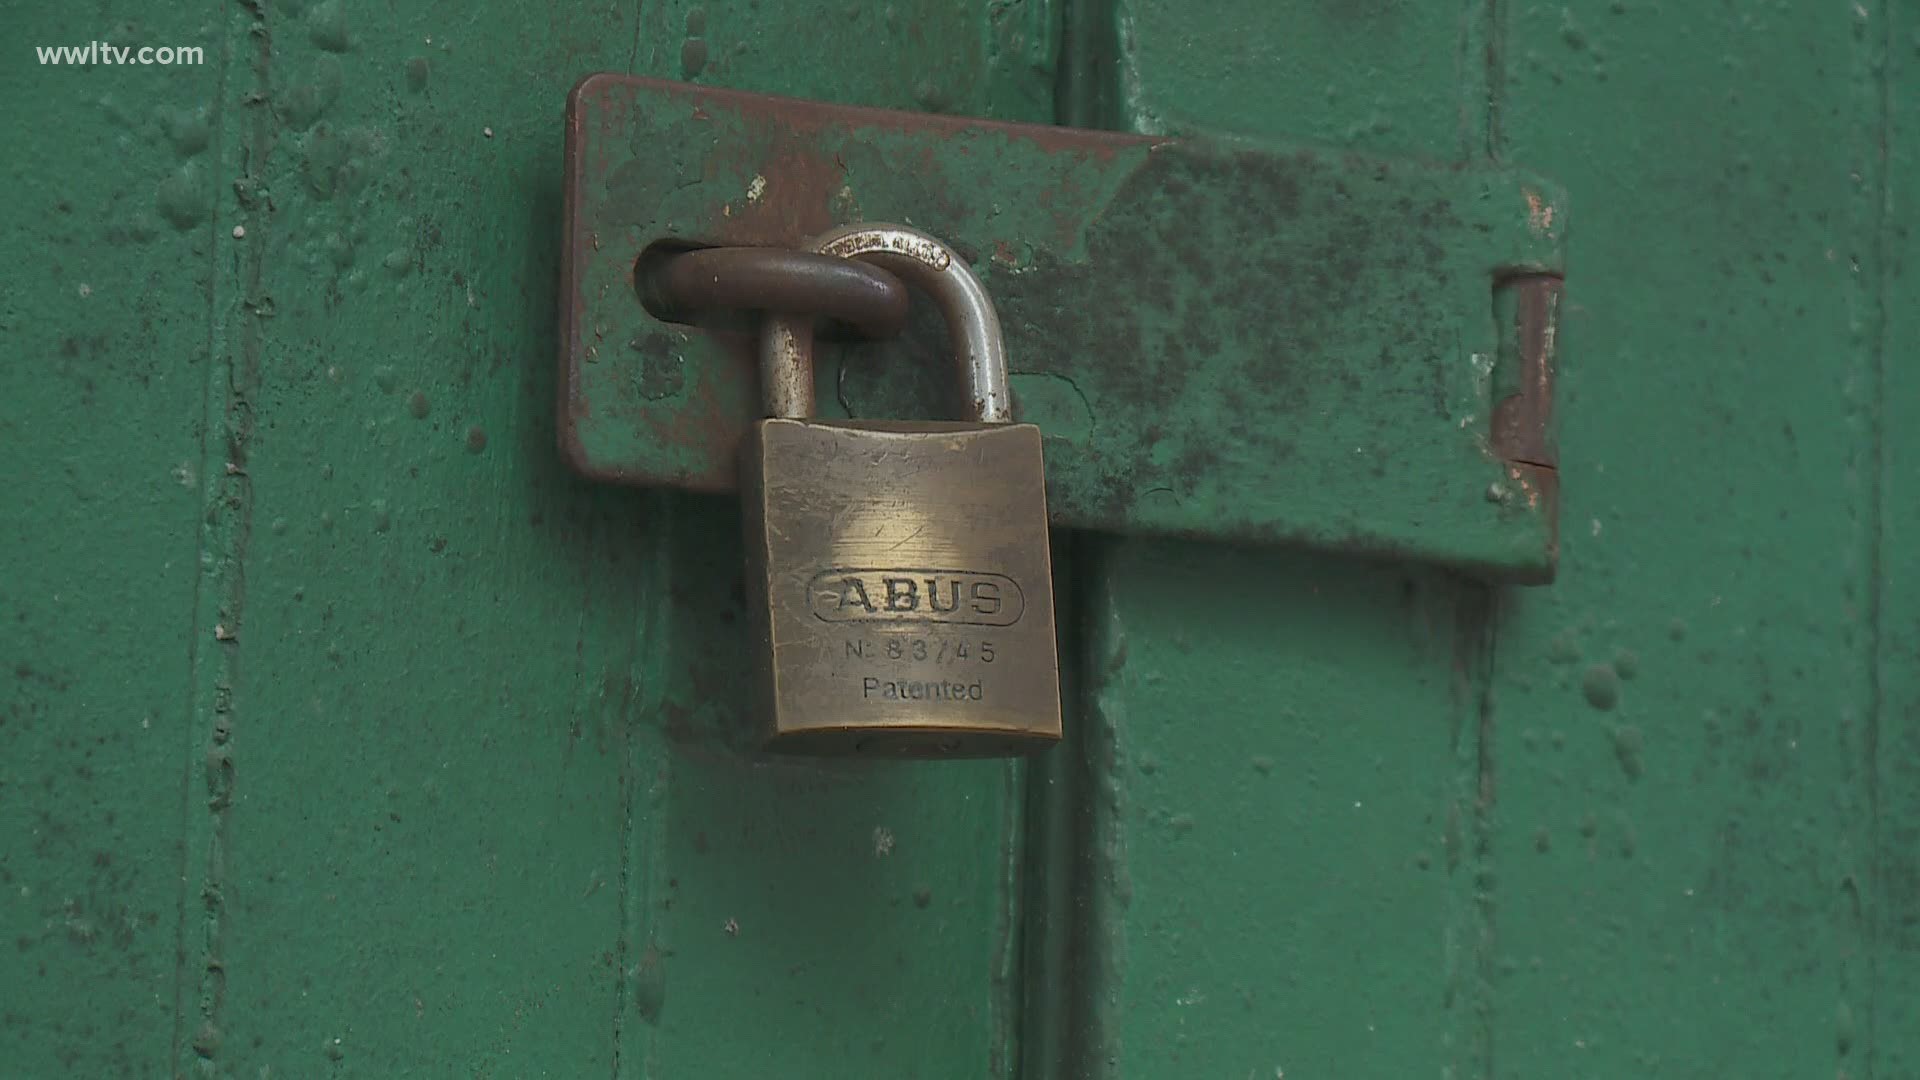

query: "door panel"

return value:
[1064, 543, 1486, 1076]
[4, 0, 1050, 1075]
[1491, 4, 1874, 1075]
[1880, 13, 1918, 1072]
[1046, 1, 1914, 1076]
[90, 1, 649, 1073]
[1052, 4, 1501, 1075]
[0, 3, 225, 1073]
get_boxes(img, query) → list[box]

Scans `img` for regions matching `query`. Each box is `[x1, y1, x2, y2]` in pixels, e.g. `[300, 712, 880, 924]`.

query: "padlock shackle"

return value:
[759, 224, 1012, 423]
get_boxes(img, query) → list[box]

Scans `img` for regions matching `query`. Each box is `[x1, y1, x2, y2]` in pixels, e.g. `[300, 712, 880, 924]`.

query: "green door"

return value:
[4, 1, 1914, 1076]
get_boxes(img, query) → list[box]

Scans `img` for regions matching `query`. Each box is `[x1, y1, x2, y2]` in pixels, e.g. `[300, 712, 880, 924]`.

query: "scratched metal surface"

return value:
[562, 77, 1568, 582]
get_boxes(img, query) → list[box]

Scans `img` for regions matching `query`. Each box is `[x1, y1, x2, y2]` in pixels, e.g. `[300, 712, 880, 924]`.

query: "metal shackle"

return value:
[759, 224, 1012, 424]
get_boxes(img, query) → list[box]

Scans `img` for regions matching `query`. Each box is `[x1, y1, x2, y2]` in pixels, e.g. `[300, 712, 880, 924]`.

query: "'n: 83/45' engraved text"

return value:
[844, 637, 997, 664]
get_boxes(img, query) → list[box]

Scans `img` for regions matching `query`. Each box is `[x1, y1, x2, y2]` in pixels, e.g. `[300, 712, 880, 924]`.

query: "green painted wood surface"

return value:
[1488, 5, 1874, 1075]
[4, 1, 1047, 1075]
[1879, 11, 1918, 1069]
[2, 2, 1915, 1079]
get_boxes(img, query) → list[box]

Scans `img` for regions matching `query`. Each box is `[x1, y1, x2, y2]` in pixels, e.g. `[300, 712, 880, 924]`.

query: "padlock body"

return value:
[741, 418, 1062, 756]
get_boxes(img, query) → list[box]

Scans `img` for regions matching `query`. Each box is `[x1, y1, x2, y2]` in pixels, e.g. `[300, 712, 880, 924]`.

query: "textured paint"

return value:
[1875, 5, 1918, 1072]
[1061, 544, 1488, 1076]
[1487, 2, 1876, 1074]
[1111, 0, 1471, 156]
[3, 0, 1047, 1076]
[0, 2, 224, 1073]
[1050, 0, 1918, 1077]
[1482, 1, 1915, 1075]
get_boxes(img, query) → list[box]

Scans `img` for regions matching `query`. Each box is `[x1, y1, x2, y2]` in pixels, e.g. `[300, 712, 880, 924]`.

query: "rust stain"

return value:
[1489, 274, 1561, 470]
[632, 359, 747, 491]
[1523, 187, 1555, 236]
[707, 148, 846, 245]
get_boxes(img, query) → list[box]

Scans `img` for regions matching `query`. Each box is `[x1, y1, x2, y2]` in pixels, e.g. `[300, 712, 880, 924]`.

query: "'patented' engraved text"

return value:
[809, 568, 1025, 627]
[863, 677, 984, 701]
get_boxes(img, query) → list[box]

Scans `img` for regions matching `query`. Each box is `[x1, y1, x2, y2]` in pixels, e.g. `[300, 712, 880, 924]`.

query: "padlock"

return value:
[740, 223, 1062, 757]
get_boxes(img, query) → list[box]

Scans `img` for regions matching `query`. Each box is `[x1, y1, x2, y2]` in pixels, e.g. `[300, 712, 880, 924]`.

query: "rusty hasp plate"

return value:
[560, 76, 1568, 582]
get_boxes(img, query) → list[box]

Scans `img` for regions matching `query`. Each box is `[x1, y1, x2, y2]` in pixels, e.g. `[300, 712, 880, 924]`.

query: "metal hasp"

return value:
[559, 76, 1569, 583]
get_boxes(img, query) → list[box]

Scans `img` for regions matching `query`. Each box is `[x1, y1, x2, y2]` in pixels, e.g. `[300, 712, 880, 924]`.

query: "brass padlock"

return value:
[740, 224, 1062, 757]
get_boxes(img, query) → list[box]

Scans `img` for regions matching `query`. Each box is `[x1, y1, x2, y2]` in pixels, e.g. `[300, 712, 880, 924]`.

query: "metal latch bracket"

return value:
[560, 76, 1566, 583]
